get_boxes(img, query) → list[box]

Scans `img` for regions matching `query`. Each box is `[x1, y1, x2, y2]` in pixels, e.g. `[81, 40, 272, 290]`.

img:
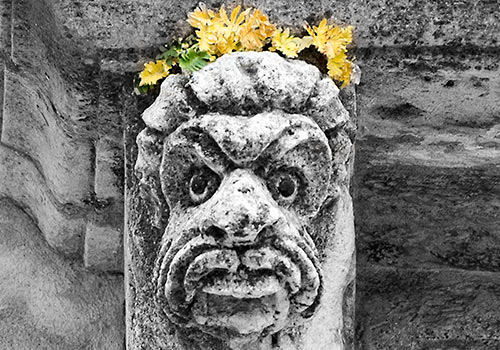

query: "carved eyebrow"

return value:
[257, 121, 331, 164]
[165, 114, 330, 172]
[164, 126, 233, 175]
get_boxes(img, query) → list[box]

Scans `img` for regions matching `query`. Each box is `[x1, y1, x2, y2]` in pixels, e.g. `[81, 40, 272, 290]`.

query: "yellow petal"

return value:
[293, 36, 314, 53]
[272, 28, 299, 58]
[327, 52, 352, 87]
[187, 4, 215, 29]
[139, 60, 171, 86]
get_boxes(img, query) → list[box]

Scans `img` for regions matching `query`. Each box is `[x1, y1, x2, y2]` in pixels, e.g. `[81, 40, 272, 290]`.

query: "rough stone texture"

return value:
[354, 36, 500, 349]
[0, 198, 124, 350]
[247, 0, 499, 48]
[126, 52, 357, 350]
[0, 0, 497, 349]
[0, 0, 124, 267]
[0, 0, 126, 348]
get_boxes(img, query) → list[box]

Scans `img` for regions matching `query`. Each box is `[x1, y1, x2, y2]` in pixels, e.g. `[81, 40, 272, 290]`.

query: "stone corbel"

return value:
[126, 51, 357, 350]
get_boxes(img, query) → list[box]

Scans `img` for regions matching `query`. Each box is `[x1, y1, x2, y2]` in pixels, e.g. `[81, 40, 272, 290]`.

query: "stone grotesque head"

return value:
[134, 52, 356, 350]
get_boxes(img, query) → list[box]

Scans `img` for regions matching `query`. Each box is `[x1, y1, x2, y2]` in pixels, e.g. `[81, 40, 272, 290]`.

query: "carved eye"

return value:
[278, 175, 297, 197]
[268, 170, 301, 203]
[188, 167, 220, 204]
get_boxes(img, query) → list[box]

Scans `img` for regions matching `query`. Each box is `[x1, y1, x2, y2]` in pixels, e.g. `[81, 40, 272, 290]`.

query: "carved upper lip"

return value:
[183, 247, 302, 302]
[156, 230, 321, 323]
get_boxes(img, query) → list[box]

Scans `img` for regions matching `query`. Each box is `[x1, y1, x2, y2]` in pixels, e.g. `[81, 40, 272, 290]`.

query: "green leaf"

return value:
[178, 48, 211, 72]
[157, 40, 182, 59]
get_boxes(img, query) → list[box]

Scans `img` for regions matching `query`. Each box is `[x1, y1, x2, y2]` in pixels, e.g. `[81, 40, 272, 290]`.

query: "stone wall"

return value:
[0, 0, 498, 349]
[0, 0, 125, 348]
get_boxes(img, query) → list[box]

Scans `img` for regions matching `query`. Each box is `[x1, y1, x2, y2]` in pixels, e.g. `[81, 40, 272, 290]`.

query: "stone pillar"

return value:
[126, 52, 357, 350]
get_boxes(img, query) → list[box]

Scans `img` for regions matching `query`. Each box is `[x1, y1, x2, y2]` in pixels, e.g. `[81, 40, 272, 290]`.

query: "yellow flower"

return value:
[324, 26, 352, 58]
[271, 28, 300, 58]
[239, 9, 276, 51]
[196, 26, 217, 52]
[305, 19, 353, 58]
[304, 18, 331, 53]
[187, 4, 216, 29]
[327, 52, 352, 87]
[139, 60, 171, 86]
[189, 5, 247, 56]
[293, 36, 314, 52]
[214, 34, 240, 55]
[218, 5, 247, 38]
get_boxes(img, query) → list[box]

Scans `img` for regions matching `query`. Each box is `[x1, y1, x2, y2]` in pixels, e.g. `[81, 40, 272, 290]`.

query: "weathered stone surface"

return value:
[357, 266, 500, 350]
[356, 161, 500, 268]
[0, 1, 126, 347]
[353, 21, 500, 349]
[127, 52, 357, 350]
[0, 144, 86, 256]
[54, 0, 241, 49]
[0, 0, 497, 348]
[0, 198, 124, 350]
[52, 0, 499, 50]
[246, 0, 500, 48]
[0, 0, 124, 268]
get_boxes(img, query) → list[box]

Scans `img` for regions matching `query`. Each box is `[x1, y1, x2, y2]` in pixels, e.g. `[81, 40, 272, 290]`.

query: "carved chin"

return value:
[156, 238, 321, 342]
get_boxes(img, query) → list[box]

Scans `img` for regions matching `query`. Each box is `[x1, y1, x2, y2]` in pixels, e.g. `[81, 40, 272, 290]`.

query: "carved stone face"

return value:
[154, 111, 331, 346]
[135, 52, 356, 350]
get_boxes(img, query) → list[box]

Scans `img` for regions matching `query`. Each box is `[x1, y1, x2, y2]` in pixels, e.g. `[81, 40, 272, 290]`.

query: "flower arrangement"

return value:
[135, 4, 354, 94]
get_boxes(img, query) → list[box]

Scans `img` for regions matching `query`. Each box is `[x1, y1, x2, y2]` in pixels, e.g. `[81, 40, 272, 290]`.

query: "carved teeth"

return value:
[202, 274, 281, 299]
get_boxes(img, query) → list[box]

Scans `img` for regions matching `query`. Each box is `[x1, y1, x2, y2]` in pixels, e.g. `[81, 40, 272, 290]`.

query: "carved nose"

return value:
[205, 225, 226, 240]
[202, 169, 282, 246]
[204, 214, 272, 244]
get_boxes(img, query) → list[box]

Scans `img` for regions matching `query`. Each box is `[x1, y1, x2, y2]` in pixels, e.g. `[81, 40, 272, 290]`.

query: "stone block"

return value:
[84, 221, 123, 272]
[54, 0, 242, 49]
[127, 52, 357, 350]
[245, 0, 499, 48]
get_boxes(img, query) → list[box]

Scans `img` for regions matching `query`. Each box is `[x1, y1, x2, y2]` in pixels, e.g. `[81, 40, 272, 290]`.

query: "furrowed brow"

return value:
[257, 121, 330, 165]
[165, 126, 234, 175]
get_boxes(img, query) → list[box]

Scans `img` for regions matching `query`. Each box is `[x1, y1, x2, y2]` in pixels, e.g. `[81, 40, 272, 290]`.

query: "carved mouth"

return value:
[156, 232, 321, 336]
[180, 248, 297, 336]
[183, 248, 301, 303]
